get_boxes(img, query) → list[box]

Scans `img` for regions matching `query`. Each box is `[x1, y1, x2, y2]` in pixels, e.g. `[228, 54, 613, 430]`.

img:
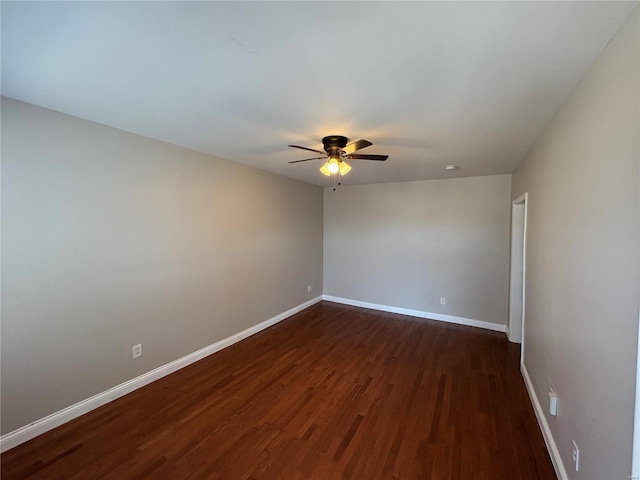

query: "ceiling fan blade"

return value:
[342, 139, 372, 155]
[288, 156, 327, 164]
[346, 153, 389, 161]
[288, 144, 326, 155]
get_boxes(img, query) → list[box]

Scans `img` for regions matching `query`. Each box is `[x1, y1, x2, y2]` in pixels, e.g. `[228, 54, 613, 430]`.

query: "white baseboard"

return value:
[0, 296, 322, 453]
[521, 363, 568, 480]
[323, 295, 506, 333]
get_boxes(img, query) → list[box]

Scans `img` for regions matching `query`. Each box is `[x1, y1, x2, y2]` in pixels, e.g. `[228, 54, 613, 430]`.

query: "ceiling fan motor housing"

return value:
[322, 135, 349, 154]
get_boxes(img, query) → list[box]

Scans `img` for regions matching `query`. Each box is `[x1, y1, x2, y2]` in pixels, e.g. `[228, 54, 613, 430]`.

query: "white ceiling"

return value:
[2, 1, 636, 186]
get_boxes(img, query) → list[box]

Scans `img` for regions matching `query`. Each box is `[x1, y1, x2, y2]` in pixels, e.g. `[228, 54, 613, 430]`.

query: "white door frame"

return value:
[508, 193, 528, 366]
[632, 309, 640, 478]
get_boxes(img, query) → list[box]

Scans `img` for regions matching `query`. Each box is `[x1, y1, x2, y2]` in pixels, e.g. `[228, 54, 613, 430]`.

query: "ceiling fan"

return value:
[288, 135, 388, 177]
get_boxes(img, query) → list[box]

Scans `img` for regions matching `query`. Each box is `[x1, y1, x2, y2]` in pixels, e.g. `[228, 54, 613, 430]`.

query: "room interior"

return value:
[1, 2, 639, 479]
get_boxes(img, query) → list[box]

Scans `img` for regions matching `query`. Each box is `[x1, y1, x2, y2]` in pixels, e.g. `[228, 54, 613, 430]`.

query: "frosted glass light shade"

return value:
[319, 162, 331, 176]
[327, 158, 340, 174]
[339, 161, 351, 175]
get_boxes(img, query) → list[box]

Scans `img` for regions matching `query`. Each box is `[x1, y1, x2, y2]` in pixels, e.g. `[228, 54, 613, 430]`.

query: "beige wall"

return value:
[1, 98, 323, 434]
[323, 175, 512, 326]
[511, 6, 639, 478]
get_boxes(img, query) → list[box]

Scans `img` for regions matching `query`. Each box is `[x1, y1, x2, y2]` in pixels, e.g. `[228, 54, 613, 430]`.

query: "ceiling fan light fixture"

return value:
[338, 160, 351, 175]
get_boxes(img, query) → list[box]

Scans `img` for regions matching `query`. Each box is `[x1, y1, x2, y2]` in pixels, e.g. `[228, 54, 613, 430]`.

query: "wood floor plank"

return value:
[1, 301, 556, 479]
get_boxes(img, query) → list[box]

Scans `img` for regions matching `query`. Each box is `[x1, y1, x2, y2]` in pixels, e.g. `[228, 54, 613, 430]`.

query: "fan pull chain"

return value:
[333, 170, 343, 191]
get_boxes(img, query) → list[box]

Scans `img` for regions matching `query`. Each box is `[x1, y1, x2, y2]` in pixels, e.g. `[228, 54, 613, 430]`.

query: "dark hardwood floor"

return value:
[1, 301, 556, 479]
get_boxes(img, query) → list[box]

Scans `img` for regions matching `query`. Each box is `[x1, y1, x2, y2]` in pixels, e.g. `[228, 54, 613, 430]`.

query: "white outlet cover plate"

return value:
[572, 440, 580, 471]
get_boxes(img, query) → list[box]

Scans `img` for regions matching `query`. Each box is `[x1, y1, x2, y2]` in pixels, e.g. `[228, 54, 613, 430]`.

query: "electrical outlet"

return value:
[572, 440, 580, 471]
[440, 297, 446, 305]
[132, 344, 142, 359]
[308, 285, 313, 293]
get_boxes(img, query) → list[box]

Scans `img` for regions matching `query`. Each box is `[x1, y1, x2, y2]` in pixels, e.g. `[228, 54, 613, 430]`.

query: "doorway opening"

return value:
[508, 193, 527, 365]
